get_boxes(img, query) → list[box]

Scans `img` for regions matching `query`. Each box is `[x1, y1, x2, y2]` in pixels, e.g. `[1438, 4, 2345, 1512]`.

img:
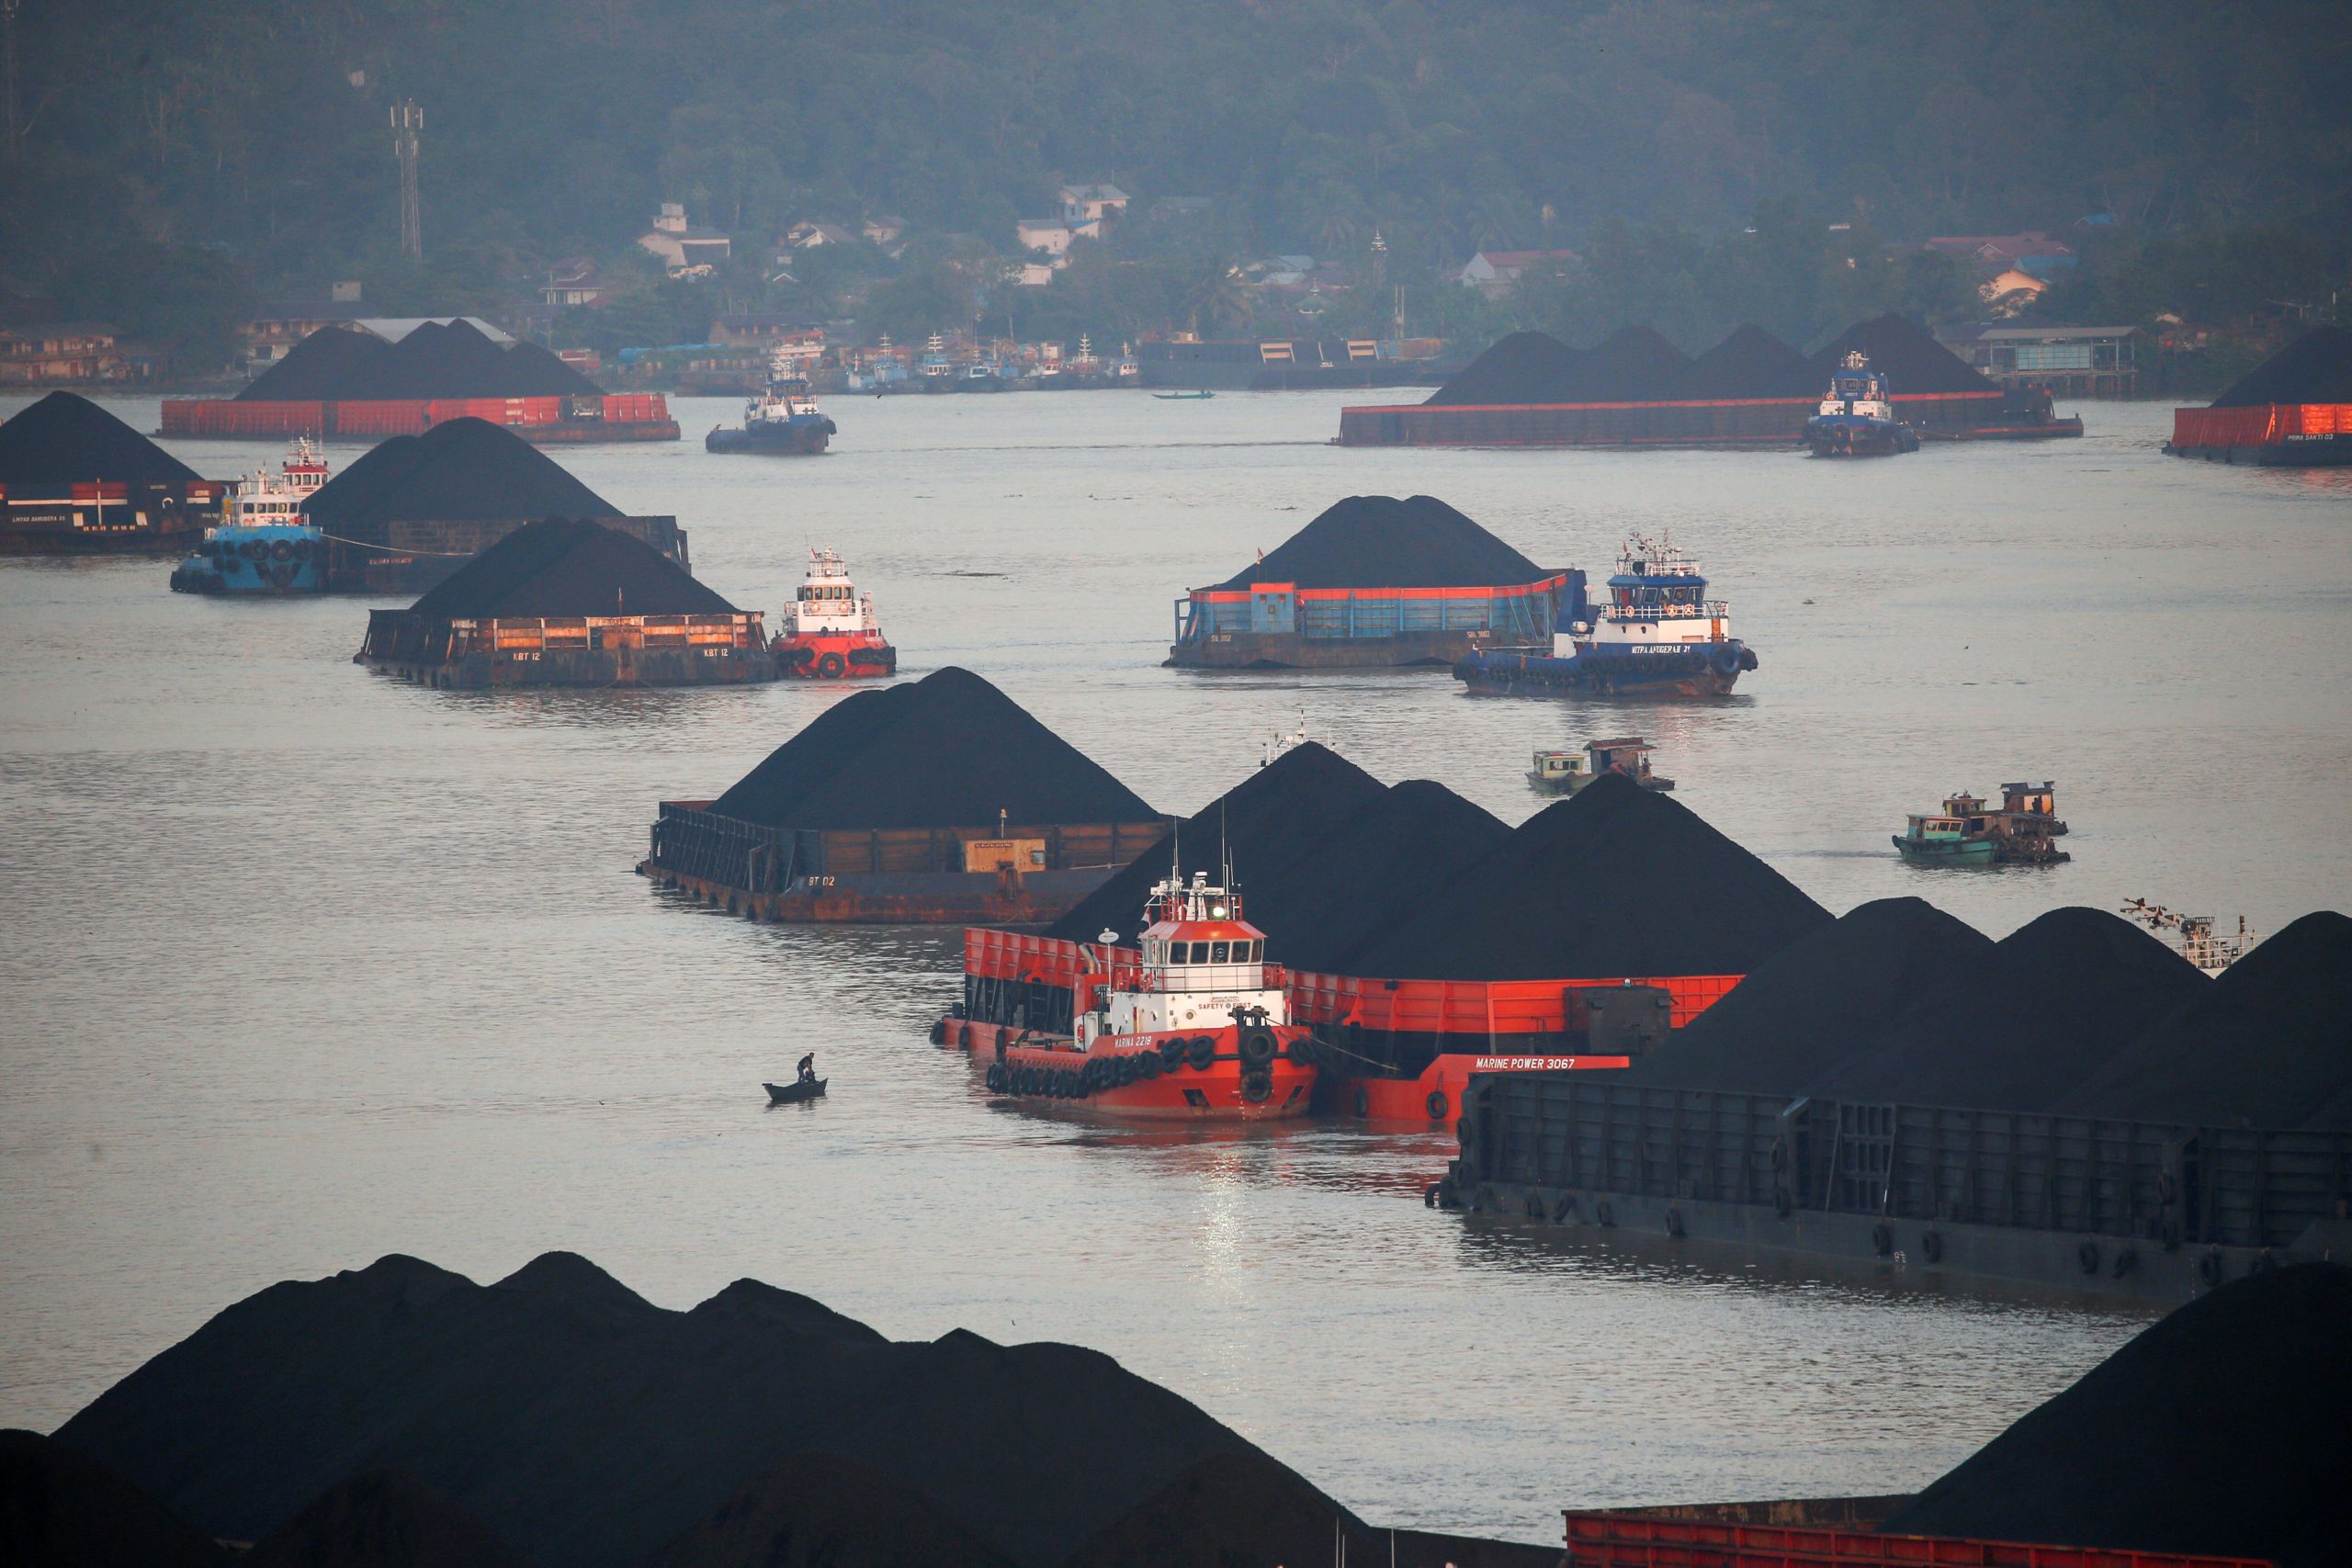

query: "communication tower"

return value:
[391, 99, 424, 263]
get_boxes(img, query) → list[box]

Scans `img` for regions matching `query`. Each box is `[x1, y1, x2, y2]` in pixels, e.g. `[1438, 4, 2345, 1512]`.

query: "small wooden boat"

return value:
[763, 1077, 829, 1103]
[1152, 389, 1215, 400]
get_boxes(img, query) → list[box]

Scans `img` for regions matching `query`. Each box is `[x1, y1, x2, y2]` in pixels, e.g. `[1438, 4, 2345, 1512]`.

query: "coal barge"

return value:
[639, 668, 1161, 923]
[2166, 325, 2352, 467]
[357, 518, 777, 688]
[1340, 316, 2080, 448]
[0, 392, 225, 556]
[1168, 494, 1575, 670]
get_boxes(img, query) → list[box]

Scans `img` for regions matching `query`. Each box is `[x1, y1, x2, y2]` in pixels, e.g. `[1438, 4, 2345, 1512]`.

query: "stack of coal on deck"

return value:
[19, 1251, 1555, 1568]
[644, 668, 1159, 919]
[356, 517, 773, 690]
[304, 416, 683, 591]
[1621, 900, 2352, 1127]
[239, 320, 603, 402]
[0, 392, 221, 554]
[1168, 493, 1564, 668]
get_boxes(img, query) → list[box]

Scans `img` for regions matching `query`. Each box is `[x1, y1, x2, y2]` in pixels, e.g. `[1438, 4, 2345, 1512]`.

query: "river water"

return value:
[3, 390, 2346, 1542]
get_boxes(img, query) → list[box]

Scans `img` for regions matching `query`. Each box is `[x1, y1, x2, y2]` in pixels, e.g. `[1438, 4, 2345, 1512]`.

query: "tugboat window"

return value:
[1190, 942, 1211, 964]
[1162, 942, 1182, 964]
[1210, 942, 1229, 963]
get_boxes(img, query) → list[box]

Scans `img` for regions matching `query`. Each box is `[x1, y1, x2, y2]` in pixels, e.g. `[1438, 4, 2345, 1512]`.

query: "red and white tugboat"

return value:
[979, 865, 1317, 1119]
[775, 546, 896, 678]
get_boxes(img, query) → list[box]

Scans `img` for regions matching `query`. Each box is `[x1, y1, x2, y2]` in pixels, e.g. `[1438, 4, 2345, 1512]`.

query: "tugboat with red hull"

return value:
[959, 865, 1317, 1119]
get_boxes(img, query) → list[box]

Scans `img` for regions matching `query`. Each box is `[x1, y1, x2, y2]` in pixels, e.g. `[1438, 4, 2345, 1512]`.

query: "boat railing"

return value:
[1605, 600, 1727, 621]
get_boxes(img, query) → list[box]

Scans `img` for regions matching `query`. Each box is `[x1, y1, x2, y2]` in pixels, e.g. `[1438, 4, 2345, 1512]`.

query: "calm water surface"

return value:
[4, 390, 2347, 1541]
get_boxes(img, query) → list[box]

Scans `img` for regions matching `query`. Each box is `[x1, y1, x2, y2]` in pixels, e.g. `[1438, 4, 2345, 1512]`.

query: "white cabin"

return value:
[779, 547, 879, 637]
[1079, 870, 1286, 1044]
[1554, 534, 1732, 656]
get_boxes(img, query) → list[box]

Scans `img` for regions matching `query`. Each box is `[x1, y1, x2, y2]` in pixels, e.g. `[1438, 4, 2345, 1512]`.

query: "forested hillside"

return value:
[6, 0, 2348, 359]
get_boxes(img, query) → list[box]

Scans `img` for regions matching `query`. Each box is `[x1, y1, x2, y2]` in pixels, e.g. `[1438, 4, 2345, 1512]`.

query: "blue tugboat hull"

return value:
[169, 526, 327, 594]
[1454, 642, 1755, 698]
[1804, 415, 1919, 457]
[707, 419, 833, 456]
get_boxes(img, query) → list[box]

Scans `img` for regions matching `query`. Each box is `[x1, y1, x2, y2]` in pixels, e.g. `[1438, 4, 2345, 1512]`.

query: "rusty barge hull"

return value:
[358, 610, 777, 689]
[1338, 390, 2080, 448]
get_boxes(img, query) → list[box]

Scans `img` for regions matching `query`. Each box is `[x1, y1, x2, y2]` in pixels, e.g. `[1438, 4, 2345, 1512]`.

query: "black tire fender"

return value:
[1239, 1068, 1272, 1104]
[930, 1019, 947, 1045]
[2199, 1249, 2225, 1285]
[1236, 1026, 1276, 1070]
[1921, 1230, 1944, 1263]
[1665, 1207, 1685, 1238]
[1352, 1087, 1370, 1119]
[1186, 1035, 1215, 1072]
[816, 651, 847, 678]
[1871, 1223, 1894, 1258]
[1136, 1048, 1162, 1080]
[2077, 1240, 2100, 1275]
[1425, 1089, 1449, 1121]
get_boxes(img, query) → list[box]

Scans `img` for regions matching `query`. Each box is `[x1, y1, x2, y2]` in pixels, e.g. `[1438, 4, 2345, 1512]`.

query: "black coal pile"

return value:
[1423, 330, 1584, 405]
[1042, 742, 1386, 945]
[405, 518, 739, 620]
[0, 1427, 228, 1567]
[52, 1250, 1303, 1568]
[239, 321, 603, 401]
[1065, 1450, 1558, 1568]
[1886, 1263, 2352, 1566]
[1544, 324, 1691, 400]
[1807, 906, 2211, 1112]
[0, 391, 202, 491]
[303, 418, 622, 536]
[2052, 910, 2352, 1128]
[1213, 494, 1547, 591]
[1342, 772, 1832, 981]
[1623, 897, 1996, 1095]
[1663, 323, 1814, 400]
[648, 1453, 1014, 1568]
[2209, 325, 2352, 408]
[1239, 780, 1511, 973]
[244, 1470, 534, 1568]
[1807, 312, 1994, 394]
[708, 667, 1156, 832]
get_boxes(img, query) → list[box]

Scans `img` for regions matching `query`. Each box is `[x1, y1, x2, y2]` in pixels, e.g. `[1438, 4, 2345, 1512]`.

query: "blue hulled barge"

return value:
[1453, 535, 1757, 698]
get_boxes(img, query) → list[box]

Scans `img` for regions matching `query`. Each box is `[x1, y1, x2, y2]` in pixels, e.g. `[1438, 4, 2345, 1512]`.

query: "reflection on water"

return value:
[2, 393, 2344, 1543]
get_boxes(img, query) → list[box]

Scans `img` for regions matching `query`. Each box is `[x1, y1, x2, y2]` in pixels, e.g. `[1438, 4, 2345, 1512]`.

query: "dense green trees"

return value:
[4, 0, 2346, 365]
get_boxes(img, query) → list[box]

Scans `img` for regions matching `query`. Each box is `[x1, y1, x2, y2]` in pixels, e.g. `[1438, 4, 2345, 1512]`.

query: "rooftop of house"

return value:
[1974, 325, 2138, 341]
[0, 320, 117, 342]
[1061, 183, 1129, 202]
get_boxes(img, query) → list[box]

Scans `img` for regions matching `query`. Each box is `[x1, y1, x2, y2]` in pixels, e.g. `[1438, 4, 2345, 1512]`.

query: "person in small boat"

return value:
[796, 1053, 817, 1086]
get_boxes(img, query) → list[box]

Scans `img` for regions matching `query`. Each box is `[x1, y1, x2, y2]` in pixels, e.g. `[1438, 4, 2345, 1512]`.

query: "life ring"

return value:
[1239, 1068, 1272, 1103]
[2077, 1240, 2100, 1275]
[1352, 1088, 1370, 1119]
[816, 652, 847, 678]
[1186, 1036, 1215, 1072]
[1664, 1207, 1685, 1238]
[1136, 1048, 1162, 1079]
[1424, 1089, 1449, 1121]
[1236, 1026, 1276, 1069]
[271, 538, 295, 562]
[1871, 1224, 1894, 1257]
[1921, 1229, 1943, 1262]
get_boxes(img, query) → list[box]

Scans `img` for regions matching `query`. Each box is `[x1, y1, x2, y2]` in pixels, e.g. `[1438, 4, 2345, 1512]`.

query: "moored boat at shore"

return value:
[961, 865, 1317, 1119]
[1454, 535, 1756, 698]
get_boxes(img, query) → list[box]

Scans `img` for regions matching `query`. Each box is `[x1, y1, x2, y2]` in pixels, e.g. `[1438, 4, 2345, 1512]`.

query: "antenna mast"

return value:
[391, 99, 424, 264]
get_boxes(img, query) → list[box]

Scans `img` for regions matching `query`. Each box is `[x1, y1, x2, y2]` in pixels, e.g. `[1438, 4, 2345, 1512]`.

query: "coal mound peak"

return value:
[493, 1251, 656, 1314]
[239, 320, 603, 401]
[1545, 324, 1692, 400]
[1807, 311, 1993, 394]
[0, 1427, 230, 1567]
[0, 391, 202, 490]
[303, 417, 622, 536]
[1887, 1263, 2352, 1567]
[244, 1468, 535, 1568]
[404, 517, 739, 620]
[1664, 322, 1814, 400]
[1042, 741, 1388, 946]
[708, 666, 1156, 832]
[1342, 770, 1832, 981]
[2210, 325, 2352, 408]
[2052, 909, 2352, 1128]
[1213, 494, 1548, 591]
[687, 1280, 888, 1345]
[1424, 330, 1584, 405]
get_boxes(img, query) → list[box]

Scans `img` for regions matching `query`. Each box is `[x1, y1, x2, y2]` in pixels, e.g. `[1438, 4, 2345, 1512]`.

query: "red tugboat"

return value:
[975, 865, 1317, 1119]
[775, 547, 895, 678]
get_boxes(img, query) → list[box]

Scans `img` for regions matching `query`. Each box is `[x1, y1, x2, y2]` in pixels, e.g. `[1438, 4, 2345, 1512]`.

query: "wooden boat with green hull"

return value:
[1894, 812, 1998, 865]
[1894, 784, 2069, 866]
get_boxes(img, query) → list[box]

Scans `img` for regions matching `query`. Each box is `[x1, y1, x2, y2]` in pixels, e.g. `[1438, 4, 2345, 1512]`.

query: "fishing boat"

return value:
[168, 437, 331, 594]
[1454, 535, 1758, 698]
[2120, 899, 2261, 976]
[1894, 783, 2069, 866]
[763, 1077, 828, 1103]
[973, 863, 1317, 1119]
[706, 345, 837, 455]
[1804, 350, 1919, 457]
[1526, 750, 1589, 794]
[773, 547, 895, 678]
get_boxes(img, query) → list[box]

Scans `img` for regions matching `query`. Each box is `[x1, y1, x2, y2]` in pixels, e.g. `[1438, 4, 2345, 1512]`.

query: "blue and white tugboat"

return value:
[168, 438, 331, 594]
[706, 345, 837, 455]
[1804, 350, 1918, 457]
[1453, 534, 1758, 698]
